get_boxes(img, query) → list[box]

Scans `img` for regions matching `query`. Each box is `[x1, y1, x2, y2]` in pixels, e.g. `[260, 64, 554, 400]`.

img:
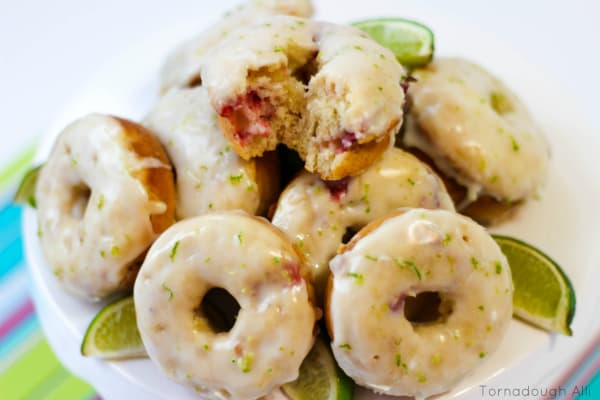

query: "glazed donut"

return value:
[404, 57, 549, 206]
[202, 16, 406, 180]
[134, 212, 318, 400]
[325, 208, 513, 398]
[144, 87, 280, 219]
[271, 148, 454, 298]
[160, 0, 313, 93]
[36, 114, 175, 299]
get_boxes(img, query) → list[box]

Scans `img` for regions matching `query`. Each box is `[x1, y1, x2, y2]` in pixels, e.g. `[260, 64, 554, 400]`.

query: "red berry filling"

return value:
[220, 91, 274, 145]
[283, 262, 303, 286]
[339, 131, 357, 152]
[323, 177, 350, 201]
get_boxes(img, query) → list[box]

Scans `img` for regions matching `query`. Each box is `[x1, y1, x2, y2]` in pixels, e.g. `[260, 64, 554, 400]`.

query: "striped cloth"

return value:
[0, 149, 598, 400]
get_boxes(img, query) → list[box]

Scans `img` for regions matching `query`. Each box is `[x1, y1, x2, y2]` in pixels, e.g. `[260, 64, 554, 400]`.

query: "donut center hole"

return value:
[69, 184, 91, 219]
[404, 291, 453, 325]
[341, 227, 359, 244]
[292, 56, 318, 86]
[197, 288, 241, 333]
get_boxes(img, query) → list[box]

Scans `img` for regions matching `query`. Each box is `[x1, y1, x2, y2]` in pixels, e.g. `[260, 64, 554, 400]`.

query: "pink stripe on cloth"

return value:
[564, 355, 600, 400]
[0, 298, 34, 340]
[541, 331, 600, 400]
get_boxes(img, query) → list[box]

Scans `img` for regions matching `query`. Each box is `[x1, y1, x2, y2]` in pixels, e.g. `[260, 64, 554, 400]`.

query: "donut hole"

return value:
[196, 288, 241, 334]
[292, 55, 318, 86]
[341, 226, 359, 244]
[404, 291, 453, 325]
[68, 184, 91, 219]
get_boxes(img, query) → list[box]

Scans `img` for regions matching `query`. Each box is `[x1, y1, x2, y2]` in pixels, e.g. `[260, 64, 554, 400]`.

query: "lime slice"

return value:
[81, 296, 147, 359]
[283, 337, 354, 400]
[13, 164, 42, 208]
[493, 235, 576, 336]
[352, 18, 434, 68]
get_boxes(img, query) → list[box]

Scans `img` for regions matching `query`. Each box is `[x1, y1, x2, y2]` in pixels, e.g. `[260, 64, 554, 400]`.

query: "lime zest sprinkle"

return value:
[407, 177, 415, 186]
[354, 45, 364, 51]
[479, 352, 486, 358]
[431, 354, 441, 365]
[99, 250, 106, 258]
[470, 257, 480, 270]
[238, 353, 253, 373]
[345, 272, 364, 285]
[365, 254, 378, 262]
[338, 343, 352, 350]
[273, 255, 281, 264]
[237, 232, 244, 245]
[478, 305, 485, 311]
[97, 194, 105, 210]
[203, 344, 210, 351]
[510, 135, 520, 152]
[204, 257, 211, 263]
[229, 173, 244, 185]
[443, 233, 452, 245]
[393, 258, 422, 280]
[162, 282, 174, 301]
[169, 241, 180, 262]
[417, 372, 427, 383]
[495, 261, 503, 274]
[208, 202, 214, 209]
[111, 245, 120, 257]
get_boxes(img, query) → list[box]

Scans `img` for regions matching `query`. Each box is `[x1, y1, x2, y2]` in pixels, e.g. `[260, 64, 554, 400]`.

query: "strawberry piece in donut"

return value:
[202, 16, 406, 180]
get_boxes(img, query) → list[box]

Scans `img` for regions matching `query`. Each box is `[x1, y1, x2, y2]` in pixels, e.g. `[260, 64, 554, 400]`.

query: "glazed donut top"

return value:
[272, 148, 454, 297]
[134, 212, 317, 400]
[328, 208, 513, 397]
[160, 0, 313, 92]
[406, 57, 549, 202]
[144, 87, 270, 218]
[202, 16, 405, 146]
[36, 114, 174, 299]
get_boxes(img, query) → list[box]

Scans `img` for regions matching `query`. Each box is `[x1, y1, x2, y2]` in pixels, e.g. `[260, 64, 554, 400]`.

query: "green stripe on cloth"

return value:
[0, 144, 37, 193]
[0, 337, 93, 399]
[41, 372, 95, 400]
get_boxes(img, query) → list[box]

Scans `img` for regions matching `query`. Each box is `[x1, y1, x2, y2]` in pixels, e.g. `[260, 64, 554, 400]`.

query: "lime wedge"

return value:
[13, 164, 42, 208]
[81, 296, 147, 359]
[352, 18, 434, 68]
[283, 337, 354, 400]
[493, 235, 576, 336]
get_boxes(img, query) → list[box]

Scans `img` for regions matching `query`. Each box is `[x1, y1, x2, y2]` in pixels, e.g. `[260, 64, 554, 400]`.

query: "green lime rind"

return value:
[81, 296, 147, 359]
[13, 164, 42, 208]
[283, 337, 354, 400]
[492, 235, 576, 336]
[352, 18, 434, 68]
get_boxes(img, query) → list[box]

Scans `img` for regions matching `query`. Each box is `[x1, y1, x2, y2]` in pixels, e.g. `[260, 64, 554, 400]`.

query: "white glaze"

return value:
[144, 87, 267, 218]
[405, 58, 549, 202]
[202, 16, 405, 143]
[328, 208, 513, 398]
[160, 0, 313, 92]
[36, 114, 171, 299]
[134, 212, 317, 400]
[272, 148, 454, 297]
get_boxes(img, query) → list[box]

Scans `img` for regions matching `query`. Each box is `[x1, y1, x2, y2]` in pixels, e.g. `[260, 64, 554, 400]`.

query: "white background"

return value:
[0, 0, 599, 170]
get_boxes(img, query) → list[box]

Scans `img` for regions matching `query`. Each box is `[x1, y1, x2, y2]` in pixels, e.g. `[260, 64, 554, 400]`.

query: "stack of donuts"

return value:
[35, 0, 549, 399]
